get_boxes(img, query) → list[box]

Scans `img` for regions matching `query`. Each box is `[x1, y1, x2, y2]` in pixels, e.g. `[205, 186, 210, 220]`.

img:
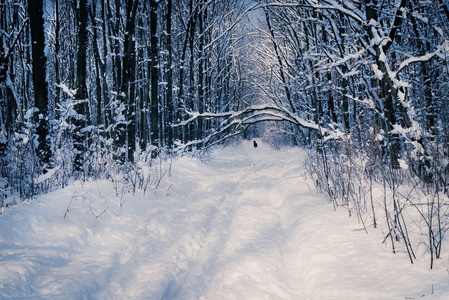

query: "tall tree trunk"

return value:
[409, 0, 436, 182]
[29, 0, 51, 170]
[149, 0, 159, 154]
[197, 1, 205, 148]
[54, 0, 60, 116]
[100, 0, 112, 136]
[121, 0, 138, 161]
[166, 0, 174, 148]
[365, 0, 409, 169]
[177, 0, 197, 145]
[73, 0, 89, 173]
[89, 2, 102, 130]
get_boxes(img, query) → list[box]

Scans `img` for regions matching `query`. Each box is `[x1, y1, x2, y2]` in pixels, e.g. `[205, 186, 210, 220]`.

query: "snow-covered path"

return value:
[1, 141, 449, 299]
[160, 144, 305, 299]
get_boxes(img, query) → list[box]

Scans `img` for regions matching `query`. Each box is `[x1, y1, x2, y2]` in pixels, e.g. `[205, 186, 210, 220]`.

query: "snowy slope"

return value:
[0, 141, 448, 299]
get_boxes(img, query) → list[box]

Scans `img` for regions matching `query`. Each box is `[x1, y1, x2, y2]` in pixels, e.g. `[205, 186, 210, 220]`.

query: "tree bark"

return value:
[29, 0, 51, 170]
[166, 0, 174, 148]
[73, 0, 89, 173]
[121, 0, 138, 161]
[149, 0, 159, 154]
[365, 0, 409, 169]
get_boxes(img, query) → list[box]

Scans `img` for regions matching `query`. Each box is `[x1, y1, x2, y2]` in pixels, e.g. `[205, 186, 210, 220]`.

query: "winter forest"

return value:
[2, 0, 449, 291]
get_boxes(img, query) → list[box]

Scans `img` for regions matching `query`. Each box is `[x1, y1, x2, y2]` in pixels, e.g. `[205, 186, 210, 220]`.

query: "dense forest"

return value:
[1, 0, 449, 268]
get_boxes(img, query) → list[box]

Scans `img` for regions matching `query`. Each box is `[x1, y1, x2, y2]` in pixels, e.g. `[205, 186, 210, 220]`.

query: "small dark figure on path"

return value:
[253, 140, 258, 148]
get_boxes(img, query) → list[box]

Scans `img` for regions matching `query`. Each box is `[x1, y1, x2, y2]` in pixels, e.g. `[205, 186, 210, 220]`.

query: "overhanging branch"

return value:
[174, 103, 342, 150]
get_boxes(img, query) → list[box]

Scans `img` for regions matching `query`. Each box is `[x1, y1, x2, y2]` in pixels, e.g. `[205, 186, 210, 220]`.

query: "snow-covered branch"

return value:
[394, 44, 446, 75]
[175, 102, 341, 151]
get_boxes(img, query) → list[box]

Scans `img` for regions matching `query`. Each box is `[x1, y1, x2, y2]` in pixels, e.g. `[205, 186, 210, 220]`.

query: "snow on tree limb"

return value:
[394, 45, 444, 75]
[259, 1, 365, 23]
[175, 103, 340, 150]
[55, 83, 77, 99]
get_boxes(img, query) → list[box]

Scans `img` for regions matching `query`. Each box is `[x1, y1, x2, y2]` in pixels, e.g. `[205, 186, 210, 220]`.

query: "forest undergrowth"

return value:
[304, 140, 449, 269]
[0, 138, 171, 216]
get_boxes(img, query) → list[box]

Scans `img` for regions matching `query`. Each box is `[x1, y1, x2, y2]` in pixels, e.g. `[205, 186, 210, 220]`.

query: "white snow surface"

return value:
[1, 141, 449, 299]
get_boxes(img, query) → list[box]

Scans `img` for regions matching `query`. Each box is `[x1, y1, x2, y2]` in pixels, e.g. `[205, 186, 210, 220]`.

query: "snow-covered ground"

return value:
[1, 141, 449, 299]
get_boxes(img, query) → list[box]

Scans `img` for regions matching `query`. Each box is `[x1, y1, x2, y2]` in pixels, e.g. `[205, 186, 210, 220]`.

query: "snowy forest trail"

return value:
[160, 143, 307, 300]
[1, 141, 449, 299]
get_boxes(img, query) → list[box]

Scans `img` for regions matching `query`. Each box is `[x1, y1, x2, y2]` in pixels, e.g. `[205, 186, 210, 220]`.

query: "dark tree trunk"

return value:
[197, 2, 205, 148]
[100, 0, 112, 136]
[121, 0, 138, 161]
[73, 0, 89, 173]
[54, 0, 60, 115]
[29, 0, 51, 170]
[149, 0, 159, 153]
[166, 0, 174, 148]
[177, 6, 187, 143]
[89, 2, 103, 130]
